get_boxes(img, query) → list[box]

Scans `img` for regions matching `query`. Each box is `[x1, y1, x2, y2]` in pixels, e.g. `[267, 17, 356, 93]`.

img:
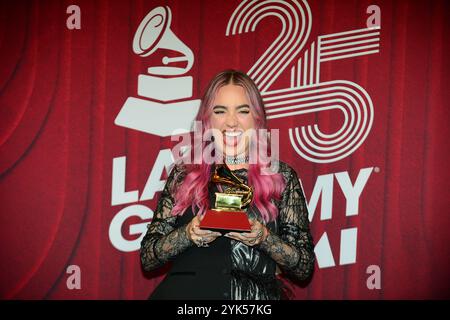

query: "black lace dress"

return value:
[140, 162, 315, 300]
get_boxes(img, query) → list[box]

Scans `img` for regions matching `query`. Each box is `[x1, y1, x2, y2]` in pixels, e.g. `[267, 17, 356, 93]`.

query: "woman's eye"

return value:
[239, 110, 250, 114]
[214, 110, 225, 114]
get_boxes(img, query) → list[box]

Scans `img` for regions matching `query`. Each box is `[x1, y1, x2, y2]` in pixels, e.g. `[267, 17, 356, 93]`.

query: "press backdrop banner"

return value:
[0, 0, 449, 299]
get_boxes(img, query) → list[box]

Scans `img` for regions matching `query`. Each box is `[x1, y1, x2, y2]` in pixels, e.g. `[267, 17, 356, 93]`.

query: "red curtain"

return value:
[0, 0, 449, 299]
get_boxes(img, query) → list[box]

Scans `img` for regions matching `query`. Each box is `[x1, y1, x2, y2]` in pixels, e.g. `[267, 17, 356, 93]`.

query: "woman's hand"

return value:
[186, 215, 221, 247]
[224, 219, 268, 247]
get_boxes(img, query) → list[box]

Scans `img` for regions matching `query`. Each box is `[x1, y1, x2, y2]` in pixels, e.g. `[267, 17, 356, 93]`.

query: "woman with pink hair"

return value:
[140, 69, 314, 300]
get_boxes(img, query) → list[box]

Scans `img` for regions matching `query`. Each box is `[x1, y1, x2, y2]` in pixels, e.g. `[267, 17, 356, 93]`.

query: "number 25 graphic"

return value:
[227, 0, 380, 163]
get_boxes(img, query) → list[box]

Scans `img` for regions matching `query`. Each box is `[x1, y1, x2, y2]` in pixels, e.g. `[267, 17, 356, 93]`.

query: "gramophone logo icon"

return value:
[115, 6, 200, 137]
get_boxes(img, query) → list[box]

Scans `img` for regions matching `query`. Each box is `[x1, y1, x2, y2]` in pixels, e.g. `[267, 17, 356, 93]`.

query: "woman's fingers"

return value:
[225, 232, 242, 240]
[225, 232, 251, 243]
[193, 226, 209, 235]
[188, 215, 219, 240]
[193, 226, 220, 237]
[189, 218, 221, 246]
[203, 234, 221, 243]
[225, 225, 265, 246]
[192, 229, 221, 246]
[243, 230, 261, 238]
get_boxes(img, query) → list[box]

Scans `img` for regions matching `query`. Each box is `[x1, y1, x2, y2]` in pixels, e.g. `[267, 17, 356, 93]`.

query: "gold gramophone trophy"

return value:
[199, 164, 253, 233]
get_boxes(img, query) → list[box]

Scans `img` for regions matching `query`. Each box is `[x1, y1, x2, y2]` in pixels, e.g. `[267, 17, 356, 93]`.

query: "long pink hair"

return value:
[171, 70, 285, 222]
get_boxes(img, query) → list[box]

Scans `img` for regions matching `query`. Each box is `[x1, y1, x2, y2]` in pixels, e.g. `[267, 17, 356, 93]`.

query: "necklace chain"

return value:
[224, 155, 249, 165]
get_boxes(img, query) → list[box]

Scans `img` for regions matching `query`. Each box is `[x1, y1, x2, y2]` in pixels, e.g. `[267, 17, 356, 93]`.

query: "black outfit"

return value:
[140, 162, 315, 300]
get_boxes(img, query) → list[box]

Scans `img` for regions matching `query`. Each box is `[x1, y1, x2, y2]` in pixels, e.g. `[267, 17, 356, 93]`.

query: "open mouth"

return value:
[222, 130, 243, 147]
[223, 131, 243, 138]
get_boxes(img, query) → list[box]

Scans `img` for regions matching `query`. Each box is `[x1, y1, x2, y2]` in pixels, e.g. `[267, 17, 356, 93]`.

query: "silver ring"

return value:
[196, 237, 204, 247]
[196, 237, 209, 248]
[257, 230, 263, 238]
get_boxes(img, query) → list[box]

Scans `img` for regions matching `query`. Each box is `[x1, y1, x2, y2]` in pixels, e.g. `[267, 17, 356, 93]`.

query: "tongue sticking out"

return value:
[223, 131, 242, 147]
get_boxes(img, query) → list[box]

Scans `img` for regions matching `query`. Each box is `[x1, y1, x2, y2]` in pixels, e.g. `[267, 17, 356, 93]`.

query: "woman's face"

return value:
[210, 84, 255, 157]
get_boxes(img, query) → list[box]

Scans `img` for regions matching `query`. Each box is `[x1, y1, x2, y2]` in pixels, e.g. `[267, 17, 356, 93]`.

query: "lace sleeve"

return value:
[257, 165, 315, 282]
[140, 165, 194, 272]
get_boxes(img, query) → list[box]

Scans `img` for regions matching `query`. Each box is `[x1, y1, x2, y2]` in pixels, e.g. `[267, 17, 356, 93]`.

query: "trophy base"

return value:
[199, 209, 252, 234]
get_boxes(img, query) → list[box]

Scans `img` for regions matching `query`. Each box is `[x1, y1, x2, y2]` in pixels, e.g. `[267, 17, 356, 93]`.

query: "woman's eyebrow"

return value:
[236, 104, 250, 109]
[213, 105, 227, 110]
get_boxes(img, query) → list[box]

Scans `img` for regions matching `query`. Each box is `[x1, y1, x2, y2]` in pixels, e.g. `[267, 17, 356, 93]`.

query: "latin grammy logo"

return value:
[115, 6, 200, 137]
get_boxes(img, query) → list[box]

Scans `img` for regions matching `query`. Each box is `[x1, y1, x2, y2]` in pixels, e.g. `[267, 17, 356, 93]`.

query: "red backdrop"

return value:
[0, 0, 449, 299]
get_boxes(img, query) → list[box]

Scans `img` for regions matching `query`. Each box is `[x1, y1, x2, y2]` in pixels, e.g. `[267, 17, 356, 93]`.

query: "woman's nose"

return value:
[225, 112, 238, 128]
